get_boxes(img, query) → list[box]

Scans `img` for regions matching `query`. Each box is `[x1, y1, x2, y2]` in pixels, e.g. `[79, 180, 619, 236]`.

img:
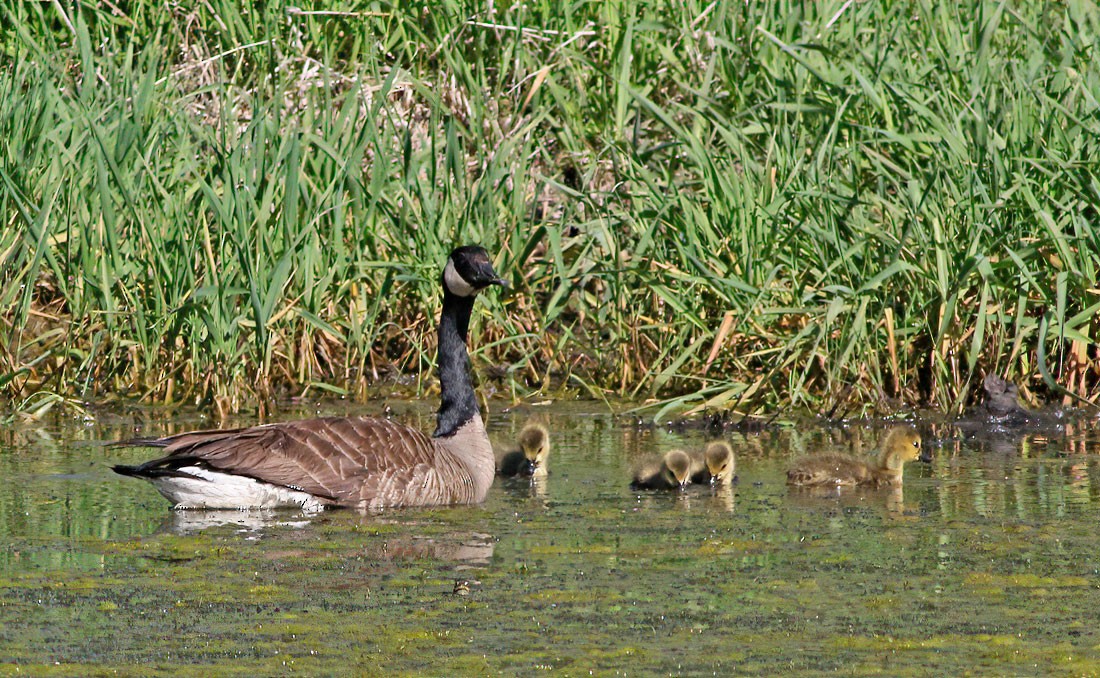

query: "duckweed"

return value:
[964, 573, 1091, 589]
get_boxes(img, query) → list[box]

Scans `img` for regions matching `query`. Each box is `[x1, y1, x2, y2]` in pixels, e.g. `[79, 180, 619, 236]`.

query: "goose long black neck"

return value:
[434, 290, 479, 437]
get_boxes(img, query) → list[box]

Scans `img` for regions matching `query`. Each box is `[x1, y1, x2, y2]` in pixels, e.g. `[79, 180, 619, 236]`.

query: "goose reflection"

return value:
[161, 508, 316, 534]
[158, 510, 496, 565]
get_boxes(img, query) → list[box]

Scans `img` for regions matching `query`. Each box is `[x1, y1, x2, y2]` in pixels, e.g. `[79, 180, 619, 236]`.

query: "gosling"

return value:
[497, 424, 550, 478]
[631, 450, 693, 491]
[690, 441, 736, 485]
[786, 427, 930, 488]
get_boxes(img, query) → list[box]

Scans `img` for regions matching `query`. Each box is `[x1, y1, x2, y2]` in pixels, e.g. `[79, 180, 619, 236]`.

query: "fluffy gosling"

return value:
[786, 427, 929, 488]
[690, 441, 736, 485]
[631, 450, 693, 491]
[497, 423, 550, 478]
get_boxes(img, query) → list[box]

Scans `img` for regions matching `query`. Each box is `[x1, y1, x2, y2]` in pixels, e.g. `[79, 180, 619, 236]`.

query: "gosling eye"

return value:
[913, 441, 920, 449]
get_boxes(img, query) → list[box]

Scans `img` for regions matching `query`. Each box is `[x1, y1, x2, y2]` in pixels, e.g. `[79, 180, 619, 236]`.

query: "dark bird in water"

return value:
[112, 246, 507, 511]
[496, 423, 550, 478]
[980, 374, 1032, 423]
[786, 427, 930, 488]
[631, 450, 693, 491]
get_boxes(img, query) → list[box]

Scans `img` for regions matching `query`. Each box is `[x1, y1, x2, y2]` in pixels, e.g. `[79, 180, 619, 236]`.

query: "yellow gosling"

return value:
[786, 427, 929, 488]
[497, 424, 550, 478]
[631, 449, 693, 491]
[690, 441, 736, 485]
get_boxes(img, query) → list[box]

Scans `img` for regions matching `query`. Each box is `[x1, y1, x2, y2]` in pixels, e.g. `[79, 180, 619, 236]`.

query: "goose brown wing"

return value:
[144, 416, 437, 503]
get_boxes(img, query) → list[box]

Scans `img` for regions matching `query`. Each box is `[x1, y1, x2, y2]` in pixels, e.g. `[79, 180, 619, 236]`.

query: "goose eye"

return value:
[913, 441, 920, 448]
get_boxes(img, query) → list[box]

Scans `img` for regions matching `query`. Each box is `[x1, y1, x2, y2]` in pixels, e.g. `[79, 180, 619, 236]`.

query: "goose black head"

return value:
[443, 245, 508, 298]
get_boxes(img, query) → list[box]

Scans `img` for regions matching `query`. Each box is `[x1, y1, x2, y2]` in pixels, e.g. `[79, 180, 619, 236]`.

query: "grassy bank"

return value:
[1, 0, 1098, 419]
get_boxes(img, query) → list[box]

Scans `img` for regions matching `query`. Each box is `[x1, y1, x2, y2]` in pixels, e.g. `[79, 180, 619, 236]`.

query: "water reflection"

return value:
[712, 484, 736, 513]
[497, 474, 551, 506]
[157, 509, 497, 564]
[786, 484, 918, 519]
[367, 532, 495, 567]
[163, 509, 317, 535]
[931, 418, 1100, 521]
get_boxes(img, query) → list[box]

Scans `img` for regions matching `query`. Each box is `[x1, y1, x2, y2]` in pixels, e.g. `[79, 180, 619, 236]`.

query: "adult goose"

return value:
[112, 245, 507, 511]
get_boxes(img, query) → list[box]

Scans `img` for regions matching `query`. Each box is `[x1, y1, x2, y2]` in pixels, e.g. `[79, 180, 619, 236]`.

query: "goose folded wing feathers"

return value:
[141, 417, 441, 504]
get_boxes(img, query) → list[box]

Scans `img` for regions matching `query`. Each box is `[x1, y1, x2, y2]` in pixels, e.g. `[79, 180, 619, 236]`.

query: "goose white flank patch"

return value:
[112, 245, 507, 511]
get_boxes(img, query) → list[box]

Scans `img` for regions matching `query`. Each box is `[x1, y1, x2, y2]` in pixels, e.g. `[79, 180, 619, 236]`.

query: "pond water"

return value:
[2, 402, 1100, 675]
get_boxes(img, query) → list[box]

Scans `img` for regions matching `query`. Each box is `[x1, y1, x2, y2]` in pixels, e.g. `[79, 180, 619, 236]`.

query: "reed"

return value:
[2, 0, 1098, 418]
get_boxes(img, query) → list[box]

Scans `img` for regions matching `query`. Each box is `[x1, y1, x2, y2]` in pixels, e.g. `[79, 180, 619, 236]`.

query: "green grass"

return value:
[1, 0, 1098, 418]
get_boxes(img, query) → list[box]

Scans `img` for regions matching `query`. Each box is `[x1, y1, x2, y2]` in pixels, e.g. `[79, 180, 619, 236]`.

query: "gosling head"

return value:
[518, 424, 550, 475]
[442, 245, 508, 298]
[879, 427, 930, 470]
[663, 449, 693, 490]
[703, 441, 736, 485]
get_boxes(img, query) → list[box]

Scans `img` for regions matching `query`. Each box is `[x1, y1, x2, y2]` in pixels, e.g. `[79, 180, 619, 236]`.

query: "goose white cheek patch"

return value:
[443, 259, 478, 297]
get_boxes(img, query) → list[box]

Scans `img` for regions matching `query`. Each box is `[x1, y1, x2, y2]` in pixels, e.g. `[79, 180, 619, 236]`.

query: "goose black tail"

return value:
[111, 463, 145, 478]
[111, 458, 202, 480]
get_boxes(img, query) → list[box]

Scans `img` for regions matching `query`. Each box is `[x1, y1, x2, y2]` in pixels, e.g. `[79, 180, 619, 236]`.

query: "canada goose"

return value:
[690, 441, 736, 485]
[631, 449, 693, 491]
[111, 245, 507, 511]
[497, 423, 550, 477]
[786, 427, 930, 488]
